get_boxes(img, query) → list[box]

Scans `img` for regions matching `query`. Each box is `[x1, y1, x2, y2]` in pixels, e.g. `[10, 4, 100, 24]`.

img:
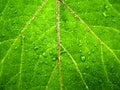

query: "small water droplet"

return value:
[83, 72, 86, 76]
[2, 34, 5, 37]
[14, 46, 18, 50]
[35, 55, 39, 59]
[86, 65, 90, 69]
[104, 5, 109, 10]
[92, 59, 96, 63]
[79, 43, 82, 47]
[79, 50, 82, 53]
[14, 10, 17, 14]
[94, 43, 98, 47]
[91, 49, 95, 53]
[45, 61, 48, 64]
[43, 53, 47, 58]
[39, 60, 43, 64]
[86, 40, 90, 44]
[52, 57, 56, 61]
[49, 51, 53, 55]
[102, 12, 108, 17]
[81, 55, 86, 62]
[98, 79, 102, 83]
[88, 51, 91, 55]
[52, 64, 55, 67]
[23, 36, 25, 39]
[34, 46, 39, 50]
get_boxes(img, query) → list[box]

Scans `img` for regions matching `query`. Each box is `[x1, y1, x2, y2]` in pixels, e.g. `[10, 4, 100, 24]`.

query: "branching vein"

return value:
[56, 0, 63, 90]
[61, 44, 89, 90]
[60, 0, 120, 64]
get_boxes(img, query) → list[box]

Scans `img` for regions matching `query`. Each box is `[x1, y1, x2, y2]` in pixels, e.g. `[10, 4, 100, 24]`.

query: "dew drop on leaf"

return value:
[86, 65, 90, 69]
[52, 57, 56, 61]
[81, 55, 86, 62]
[79, 43, 82, 47]
[88, 51, 91, 55]
[14, 46, 18, 50]
[91, 49, 95, 53]
[49, 51, 53, 55]
[94, 43, 98, 47]
[34, 46, 39, 50]
[102, 12, 108, 17]
[79, 50, 82, 53]
[92, 59, 96, 63]
[2, 34, 5, 37]
[39, 61, 42, 64]
[52, 64, 54, 67]
[43, 53, 47, 58]
[86, 40, 90, 44]
[45, 61, 48, 64]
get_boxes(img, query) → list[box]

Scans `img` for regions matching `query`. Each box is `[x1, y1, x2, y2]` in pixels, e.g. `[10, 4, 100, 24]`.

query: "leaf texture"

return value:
[0, 0, 120, 90]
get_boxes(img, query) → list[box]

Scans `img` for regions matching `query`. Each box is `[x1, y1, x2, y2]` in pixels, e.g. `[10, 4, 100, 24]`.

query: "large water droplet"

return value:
[81, 55, 86, 62]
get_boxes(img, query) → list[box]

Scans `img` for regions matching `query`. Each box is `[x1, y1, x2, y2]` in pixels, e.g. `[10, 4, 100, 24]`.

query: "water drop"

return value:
[23, 36, 25, 39]
[98, 79, 102, 83]
[79, 50, 82, 53]
[94, 43, 98, 47]
[83, 72, 86, 76]
[34, 46, 39, 50]
[79, 43, 82, 47]
[86, 65, 90, 69]
[81, 55, 86, 62]
[14, 10, 17, 14]
[45, 61, 48, 64]
[102, 12, 108, 17]
[92, 59, 96, 63]
[49, 51, 53, 55]
[52, 57, 56, 61]
[86, 40, 90, 44]
[14, 46, 18, 50]
[91, 49, 95, 53]
[35, 55, 39, 59]
[88, 51, 91, 55]
[39, 60, 43, 64]
[2, 34, 5, 37]
[104, 5, 109, 10]
[43, 53, 47, 58]
[52, 64, 54, 67]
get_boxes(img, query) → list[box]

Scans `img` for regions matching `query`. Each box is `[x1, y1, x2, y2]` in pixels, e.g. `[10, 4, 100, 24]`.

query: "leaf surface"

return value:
[0, 0, 120, 90]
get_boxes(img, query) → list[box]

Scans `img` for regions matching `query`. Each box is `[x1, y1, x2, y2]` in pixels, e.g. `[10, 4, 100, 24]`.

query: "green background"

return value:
[0, 0, 120, 90]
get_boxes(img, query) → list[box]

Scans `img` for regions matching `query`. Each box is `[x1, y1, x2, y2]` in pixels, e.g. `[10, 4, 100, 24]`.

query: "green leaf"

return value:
[0, 0, 120, 90]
